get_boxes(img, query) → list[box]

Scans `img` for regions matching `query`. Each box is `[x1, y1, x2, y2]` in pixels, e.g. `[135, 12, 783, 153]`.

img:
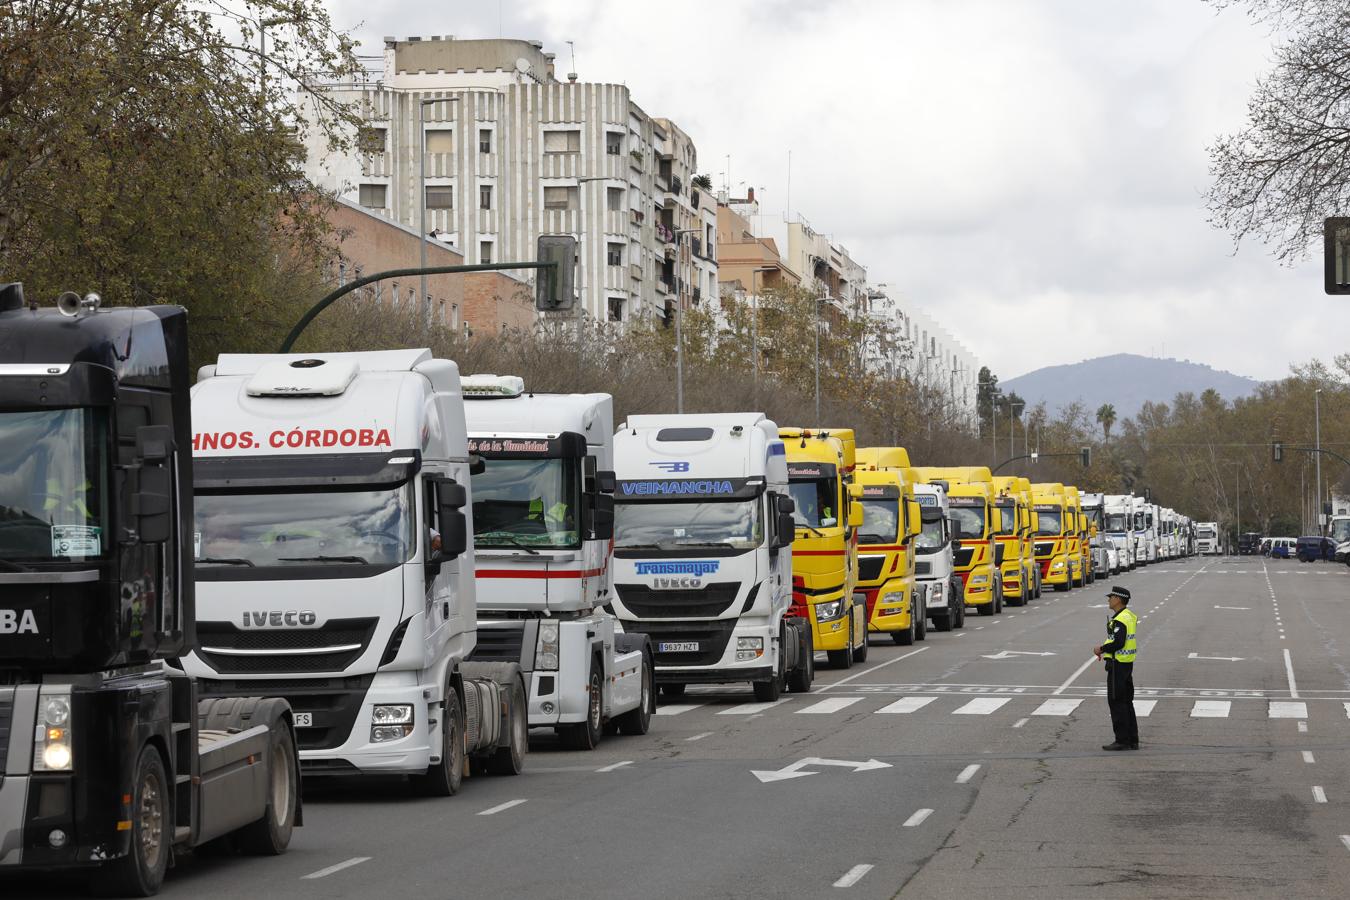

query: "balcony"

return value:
[670, 175, 683, 196]
[631, 209, 645, 225]
[656, 222, 674, 244]
[629, 149, 645, 170]
[630, 263, 643, 281]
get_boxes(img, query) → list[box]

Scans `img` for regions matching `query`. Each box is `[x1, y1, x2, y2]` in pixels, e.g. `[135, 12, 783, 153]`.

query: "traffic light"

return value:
[535, 235, 577, 311]
[1272, 441, 1284, 463]
[1080, 446, 1091, 467]
[1325, 217, 1350, 294]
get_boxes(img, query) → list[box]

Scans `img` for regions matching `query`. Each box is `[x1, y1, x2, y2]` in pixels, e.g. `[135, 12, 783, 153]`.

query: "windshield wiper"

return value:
[278, 555, 369, 564]
[195, 557, 255, 567]
[795, 521, 825, 538]
[483, 535, 539, 555]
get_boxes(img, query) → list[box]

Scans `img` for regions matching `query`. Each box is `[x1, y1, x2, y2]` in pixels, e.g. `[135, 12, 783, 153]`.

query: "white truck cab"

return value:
[185, 350, 527, 792]
[1081, 492, 1116, 576]
[461, 376, 652, 749]
[913, 482, 965, 631]
[1104, 494, 1136, 570]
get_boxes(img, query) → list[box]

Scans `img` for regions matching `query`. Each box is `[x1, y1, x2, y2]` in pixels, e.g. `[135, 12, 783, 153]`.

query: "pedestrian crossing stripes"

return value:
[656, 695, 1343, 722]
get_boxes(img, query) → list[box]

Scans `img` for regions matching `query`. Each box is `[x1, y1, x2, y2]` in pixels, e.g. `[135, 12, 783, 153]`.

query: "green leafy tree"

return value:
[1096, 403, 1117, 442]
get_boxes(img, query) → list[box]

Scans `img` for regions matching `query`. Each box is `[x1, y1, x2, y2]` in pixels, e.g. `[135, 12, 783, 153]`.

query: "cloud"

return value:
[324, 0, 1336, 382]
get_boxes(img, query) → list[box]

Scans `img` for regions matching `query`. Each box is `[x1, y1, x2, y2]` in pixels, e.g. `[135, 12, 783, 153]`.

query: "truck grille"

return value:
[1035, 542, 1055, 557]
[625, 619, 738, 667]
[615, 582, 740, 618]
[196, 617, 378, 674]
[953, 548, 975, 568]
[914, 561, 932, 576]
[857, 556, 887, 582]
[470, 625, 526, 663]
[198, 675, 374, 752]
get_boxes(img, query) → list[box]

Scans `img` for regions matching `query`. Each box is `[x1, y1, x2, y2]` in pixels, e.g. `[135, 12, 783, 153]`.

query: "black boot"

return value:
[1102, 742, 1129, 751]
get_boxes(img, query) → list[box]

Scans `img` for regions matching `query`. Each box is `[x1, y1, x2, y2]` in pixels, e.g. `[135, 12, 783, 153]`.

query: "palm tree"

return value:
[1096, 403, 1117, 442]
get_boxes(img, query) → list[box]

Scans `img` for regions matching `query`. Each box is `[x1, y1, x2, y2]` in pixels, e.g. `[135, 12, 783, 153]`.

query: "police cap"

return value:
[1106, 585, 1131, 603]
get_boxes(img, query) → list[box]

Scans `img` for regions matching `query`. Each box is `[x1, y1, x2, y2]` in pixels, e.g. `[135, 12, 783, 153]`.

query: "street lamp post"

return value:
[814, 293, 824, 421]
[1315, 388, 1323, 533]
[259, 15, 301, 99]
[420, 95, 461, 320]
[750, 266, 774, 406]
[1010, 400, 1024, 462]
[673, 228, 701, 414]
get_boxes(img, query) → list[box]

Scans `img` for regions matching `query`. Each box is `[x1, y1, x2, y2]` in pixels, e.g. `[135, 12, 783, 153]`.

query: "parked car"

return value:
[1237, 532, 1263, 555]
[1296, 535, 1335, 561]
[1267, 537, 1297, 559]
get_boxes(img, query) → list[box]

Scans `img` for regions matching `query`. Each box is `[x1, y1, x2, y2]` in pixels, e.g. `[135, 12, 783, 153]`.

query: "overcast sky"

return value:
[324, 0, 1334, 382]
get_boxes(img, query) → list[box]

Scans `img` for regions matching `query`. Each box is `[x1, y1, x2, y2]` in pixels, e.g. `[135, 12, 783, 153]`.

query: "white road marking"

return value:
[956, 764, 981, 784]
[1012, 717, 1029, 728]
[655, 704, 702, 716]
[719, 699, 791, 715]
[1269, 701, 1307, 719]
[596, 760, 633, 773]
[1299, 721, 1309, 733]
[1032, 698, 1083, 716]
[1343, 701, 1350, 719]
[903, 808, 934, 827]
[1313, 786, 1328, 804]
[1190, 700, 1231, 718]
[685, 731, 714, 742]
[876, 696, 937, 714]
[957, 632, 968, 637]
[1052, 656, 1100, 696]
[478, 799, 529, 816]
[1341, 835, 1350, 853]
[1284, 649, 1300, 699]
[818, 647, 928, 691]
[953, 697, 1011, 715]
[799, 697, 864, 715]
[1302, 751, 1315, 764]
[1214, 605, 1250, 610]
[302, 857, 372, 880]
[1133, 700, 1157, 717]
[833, 864, 874, 888]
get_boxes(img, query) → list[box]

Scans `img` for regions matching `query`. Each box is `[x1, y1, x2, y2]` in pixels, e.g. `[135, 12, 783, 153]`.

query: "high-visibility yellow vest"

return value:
[528, 498, 568, 526]
[1103, 607, 1138, 663]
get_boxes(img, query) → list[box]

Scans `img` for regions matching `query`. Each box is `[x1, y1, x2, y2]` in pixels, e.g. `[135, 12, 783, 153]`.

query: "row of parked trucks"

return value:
[0, 290, 1198, 894]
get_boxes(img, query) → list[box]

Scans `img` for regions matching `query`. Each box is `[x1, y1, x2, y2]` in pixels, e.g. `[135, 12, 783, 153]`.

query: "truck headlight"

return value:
[815, 599, 846, 621]
[34, 690, 73, 772]
[1051, 560, 1066, 571]
[880, 592, 907, 607]
[968, 574, 989, 587]
[370, 704, 414, 742]
[537, 620, 560, 671]
[929, 583, 943, 601]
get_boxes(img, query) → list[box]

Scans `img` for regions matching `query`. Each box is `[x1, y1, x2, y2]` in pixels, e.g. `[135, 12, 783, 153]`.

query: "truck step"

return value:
[175, 774, 192, 785]
[174, 826, 192, 844]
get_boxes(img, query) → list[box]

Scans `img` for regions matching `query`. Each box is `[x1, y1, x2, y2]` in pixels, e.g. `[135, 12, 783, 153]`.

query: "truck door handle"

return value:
[442, 601, 450, 618]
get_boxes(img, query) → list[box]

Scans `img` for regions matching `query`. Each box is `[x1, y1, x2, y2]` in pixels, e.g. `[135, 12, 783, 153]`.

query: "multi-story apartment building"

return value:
[785, 218, 868, 326]
[301, 36, 713, 326]
[863, 289, 981, 424]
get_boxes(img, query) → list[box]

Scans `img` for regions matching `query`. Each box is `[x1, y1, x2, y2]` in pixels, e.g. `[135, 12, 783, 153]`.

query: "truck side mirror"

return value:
[907, 499, 922, 539]
[589, 494, 615, 541]
[469, 454, 486, 476]
[849, 500, 865, 527]
[434, 478, 468, 560]
[595, 470, 617, 494]
[776, 494, 796, 516]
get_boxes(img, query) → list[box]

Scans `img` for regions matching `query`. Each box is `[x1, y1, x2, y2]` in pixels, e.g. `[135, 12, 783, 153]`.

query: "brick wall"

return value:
[463, 271, 536, 336]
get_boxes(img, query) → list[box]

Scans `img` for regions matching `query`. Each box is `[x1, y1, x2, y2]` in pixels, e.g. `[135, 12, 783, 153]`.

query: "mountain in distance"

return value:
[1001, 353, 1261, 421]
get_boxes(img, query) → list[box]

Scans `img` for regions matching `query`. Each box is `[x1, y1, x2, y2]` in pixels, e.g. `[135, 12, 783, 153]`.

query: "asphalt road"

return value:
[12, 555, 1350, 899]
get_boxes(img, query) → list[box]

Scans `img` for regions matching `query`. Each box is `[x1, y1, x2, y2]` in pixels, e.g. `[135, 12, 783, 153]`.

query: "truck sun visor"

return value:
[194, 450, 421, 490]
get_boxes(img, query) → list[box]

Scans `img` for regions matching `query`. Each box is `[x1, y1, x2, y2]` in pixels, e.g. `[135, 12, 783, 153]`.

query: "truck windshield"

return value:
[1106, 513, 1129, 532]
[994, 504, 1017, 535]
[948, 503, 986, 539]
[1331, 519, 1350, 543]
[916, 515, 945, 552]
[788, 477, 839, 528]
[1036, 509, 1063, 536]
[1197, 526, 1216, 538]
[471, 457, 579, 549]
[615, 499, 762, 551]
[858, 499, 899, 544]
[194, 486, 413, 568]
[0, 408, 109, 561]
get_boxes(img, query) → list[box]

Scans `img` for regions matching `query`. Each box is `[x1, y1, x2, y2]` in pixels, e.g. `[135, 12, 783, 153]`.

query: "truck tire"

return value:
[411, 688, 464, 796]
[237, 718, 298, 855]
[563, 661, 604, 751]
[853, 607, 869, 662]
[488, 678, 528, 775]
[827, 617, 855, 669]
[931, 609, 952, 633]
[892, 609, 915, 645]
[97, 745, 169, 897]
[616, 653, 654, 736]
[660, 683, 687, 699]
[915, 596, 927, 640]
[787, 628, 814, 693]
[753, 661, 783, 702]
[954, 597, 966, 628]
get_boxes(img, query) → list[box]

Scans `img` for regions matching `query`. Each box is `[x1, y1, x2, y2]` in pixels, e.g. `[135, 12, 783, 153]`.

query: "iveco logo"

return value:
[240, 610, 319, 629]
[0, 609, 38, 634]
[652, 577, 702, 590]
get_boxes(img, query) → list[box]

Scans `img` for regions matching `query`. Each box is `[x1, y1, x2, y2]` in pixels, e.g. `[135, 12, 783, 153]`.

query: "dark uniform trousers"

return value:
[1105, 659, 1137, 745]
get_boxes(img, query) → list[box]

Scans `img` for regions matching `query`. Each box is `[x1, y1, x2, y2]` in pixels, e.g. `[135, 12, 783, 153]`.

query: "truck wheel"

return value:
[915, 597, 927, 641]
[827, 618, 854, 669]
[98, 746, 169, 897]
[237, 718, 298, 855]
[931, 610, 951, 633]
[616, 654, 654, 736]
[488, 678, 528, 775]
[787, 629, 814, 693]
[412, 689, 464, 796]
[660, 683, 687, 699]
[853, 607, 869, 663]
[892, 609, 915, 645]
[753, 670, 782, 702]
[564, 662, 604, 751]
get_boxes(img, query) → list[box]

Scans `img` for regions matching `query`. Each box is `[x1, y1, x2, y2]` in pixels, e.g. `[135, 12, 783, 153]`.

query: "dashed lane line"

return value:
[903, 808, 934, 827]
[478, 799, 529, 816]
[685, 731, 714, 742]
[1302, 751, 1316, 764]
[596, 760, 633, 773]
[798, 696, 864, 715]
[833, 864, 874, 888]
[956, 764, 981, 783]
[303, 857, 372, 880]
[655, 704, 701, 716]
[1313, 786, 1328, 804]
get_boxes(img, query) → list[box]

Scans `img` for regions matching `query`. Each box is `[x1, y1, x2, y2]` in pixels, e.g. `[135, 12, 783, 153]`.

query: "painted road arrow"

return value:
[981, 650, 1058, 660]
[751, 757, 892, 784]
[1187, 652, 1245, 662]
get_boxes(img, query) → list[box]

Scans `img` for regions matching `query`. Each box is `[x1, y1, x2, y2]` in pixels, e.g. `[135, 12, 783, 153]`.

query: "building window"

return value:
[479, 184, 493, 210]
[607, 242, 624, 266]
[543, 186, 578, 210]
[609, 297, 625, 321]
[358, 183, 387, 208]
[543, 129, 582, 154]
[606, 132, 623, 155]
[607, 187, 624, 211]
[479, 128, 492, 154]
[358, 127, 386, 154]
[479, 241, 492, 265]
[424, 129, 455, 153]
[425, 185, 453, 209]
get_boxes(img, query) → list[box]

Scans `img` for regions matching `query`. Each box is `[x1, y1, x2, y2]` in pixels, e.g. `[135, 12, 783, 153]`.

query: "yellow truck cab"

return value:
[910, 466, 1003, 616]
[856, 448, 924, 645]
[1014, 476, 1042, 599]
[1032, 483, 1072, 591]
[991, 475, 1035, 606]
[781, 427, 870, 668]
[1064, 486, 1087, 587]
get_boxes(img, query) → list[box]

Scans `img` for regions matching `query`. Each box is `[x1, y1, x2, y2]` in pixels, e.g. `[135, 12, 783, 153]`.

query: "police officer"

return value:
[1093, 585, 1138, 751]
